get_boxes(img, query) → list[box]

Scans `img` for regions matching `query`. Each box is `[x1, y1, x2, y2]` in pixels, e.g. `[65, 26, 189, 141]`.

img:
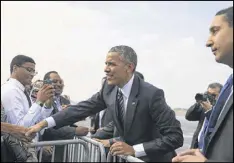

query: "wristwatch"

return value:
[36, 100, 44, 107]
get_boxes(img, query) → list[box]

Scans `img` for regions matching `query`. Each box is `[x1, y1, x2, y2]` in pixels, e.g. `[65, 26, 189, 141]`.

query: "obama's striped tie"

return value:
[117, 90, 125, 129]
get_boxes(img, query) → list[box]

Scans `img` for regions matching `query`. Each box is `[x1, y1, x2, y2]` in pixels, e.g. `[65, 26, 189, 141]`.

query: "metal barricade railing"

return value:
[29, 139, 89, 162]
[107, 151, 145, 162]
[73, 136, 107, 162]
[28, 136, 144, 162]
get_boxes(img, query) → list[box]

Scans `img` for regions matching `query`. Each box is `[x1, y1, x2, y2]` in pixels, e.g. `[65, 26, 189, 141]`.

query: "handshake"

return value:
[23, 122, 95, 138]
[1, 122, 94, 144]
[1, 122, 36, 143]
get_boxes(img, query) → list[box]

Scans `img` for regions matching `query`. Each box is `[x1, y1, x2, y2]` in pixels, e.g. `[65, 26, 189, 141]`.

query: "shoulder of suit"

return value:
[139, 79, 163, 93]
[102, 76, 164, 94]
[102, 80, 115, 93]
[60, 96, 71, 104]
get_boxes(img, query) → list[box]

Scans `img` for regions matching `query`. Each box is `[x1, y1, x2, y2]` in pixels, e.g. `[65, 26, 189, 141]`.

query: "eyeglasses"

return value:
[50, 79, 64, 85]
[18, 65, 38, 76]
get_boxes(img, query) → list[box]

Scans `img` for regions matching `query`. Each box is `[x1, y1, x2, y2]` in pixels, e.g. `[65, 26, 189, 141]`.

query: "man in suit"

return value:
[26, 45, 183, 162]
[41, 71, 90, 162]
[91, 71, 144, 135]
[35, 71, 90, 140]
[91, 71, 145, 139]
[89, 77, 113, 134]
[172, 6, 233, 162]
[185, 82, 223, 148]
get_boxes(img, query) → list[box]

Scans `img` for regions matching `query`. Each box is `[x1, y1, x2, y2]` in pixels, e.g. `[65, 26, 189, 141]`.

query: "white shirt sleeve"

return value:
[45, 117, 56, 128]
[40, 106, 54, 119]
[2, 88, 44, 127]
[133, 143, 147, 157]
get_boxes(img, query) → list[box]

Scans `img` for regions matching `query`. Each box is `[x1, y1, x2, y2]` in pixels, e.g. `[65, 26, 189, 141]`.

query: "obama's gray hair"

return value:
[108, 45, 137, 71]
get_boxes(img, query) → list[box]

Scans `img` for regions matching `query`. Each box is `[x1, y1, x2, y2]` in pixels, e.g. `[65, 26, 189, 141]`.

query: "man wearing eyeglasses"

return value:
[41, 71, 90, 138]
[40, 71, 91, 162]
[1, 55, 55, 129]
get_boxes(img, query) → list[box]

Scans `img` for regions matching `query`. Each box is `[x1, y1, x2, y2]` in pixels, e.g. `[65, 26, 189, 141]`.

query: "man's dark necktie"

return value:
[24, 90, 32, 107]
[93, 113, 100, 131]
[201, 74, 233, 153]
[51, 100, 59, 115]
[117, 90, 125, 129]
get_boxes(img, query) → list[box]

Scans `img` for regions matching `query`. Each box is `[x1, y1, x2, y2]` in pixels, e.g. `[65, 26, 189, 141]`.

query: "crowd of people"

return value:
[1, 6, 233, 162]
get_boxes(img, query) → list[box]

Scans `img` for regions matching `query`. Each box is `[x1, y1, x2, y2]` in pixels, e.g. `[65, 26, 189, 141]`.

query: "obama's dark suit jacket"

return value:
[51, 75, 184, 162]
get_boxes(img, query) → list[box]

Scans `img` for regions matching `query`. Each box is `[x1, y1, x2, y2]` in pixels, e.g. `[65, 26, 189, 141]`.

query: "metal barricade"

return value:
[107, 152, 145, 162]
[73, 136, 107, 162]
[29, 139, 89, 162]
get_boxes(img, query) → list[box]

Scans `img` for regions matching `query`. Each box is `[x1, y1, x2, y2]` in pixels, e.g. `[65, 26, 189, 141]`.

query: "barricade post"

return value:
[74, 136, 107, 162]
[29, 139, 89, 162]
[107, 151, 145, 162]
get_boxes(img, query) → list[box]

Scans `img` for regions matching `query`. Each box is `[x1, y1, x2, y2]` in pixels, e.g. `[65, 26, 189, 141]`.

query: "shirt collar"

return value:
[8, 78, 25, 92]
[119, 74, 135, 99]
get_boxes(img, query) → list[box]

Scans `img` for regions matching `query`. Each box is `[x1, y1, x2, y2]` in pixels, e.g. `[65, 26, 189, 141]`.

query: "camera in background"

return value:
[195, 93, 216, 106]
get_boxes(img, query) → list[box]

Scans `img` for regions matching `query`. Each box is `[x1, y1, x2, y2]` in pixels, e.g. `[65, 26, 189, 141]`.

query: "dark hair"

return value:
[216, 6, 233, 27]
[43, 71, 58, 80]
[108, 45, 138, 72]
[208, 82, 223, 93]
[10, 55, 35, 74]
[135, 71, 144, 80]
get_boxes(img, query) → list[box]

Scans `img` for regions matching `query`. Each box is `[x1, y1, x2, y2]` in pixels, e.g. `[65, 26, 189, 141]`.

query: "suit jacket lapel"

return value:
[124, 76, 139, 136]
[101, 110, 106, 127]
[205, 92, 233, 153]
[109, 86, 124, 136]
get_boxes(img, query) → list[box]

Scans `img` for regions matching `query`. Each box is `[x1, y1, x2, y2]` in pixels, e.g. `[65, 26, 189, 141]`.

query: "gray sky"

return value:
[1, 1, 233, 109]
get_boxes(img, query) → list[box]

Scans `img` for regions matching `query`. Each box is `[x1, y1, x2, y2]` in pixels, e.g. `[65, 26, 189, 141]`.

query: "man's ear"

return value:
[12, 65, 18, 73]
[127, 63, 135, 73]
